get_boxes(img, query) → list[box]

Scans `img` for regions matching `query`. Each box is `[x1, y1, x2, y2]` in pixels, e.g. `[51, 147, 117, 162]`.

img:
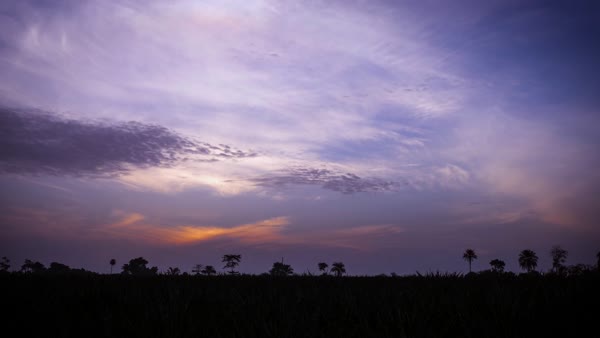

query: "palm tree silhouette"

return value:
[109, 258, 116, 274]
[489, 259, 505, 273]
[166, 267, 181, 275]
[463, 249, 477, 273]
[550, 245, 568, 274]
[330, 262, 346, 277]
[318, 262, 328, 275]
[222, 254, 242, 275]
[518, 249, 538, 273]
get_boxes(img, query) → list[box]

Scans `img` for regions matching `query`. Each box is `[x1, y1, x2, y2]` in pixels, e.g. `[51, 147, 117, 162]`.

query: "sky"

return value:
[1, 0, 599, 275]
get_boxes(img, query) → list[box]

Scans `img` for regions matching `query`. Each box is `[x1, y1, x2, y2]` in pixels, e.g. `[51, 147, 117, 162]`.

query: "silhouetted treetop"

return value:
[550, 245, 568, 274]
[270, 261, 294, 276]
[192, 264, 203, 275]
[318, 262, 328, 275]
[21, 259, 46, 274]
[109, 258, 116, 274]
[166, 267, 181, 276]
[121, 257, 158, 276]
[201, 265, 217, 276]
[463, 249, 478, 273]
[222, 254, 242, 275]
[48, 262, 71, 274]
[331, 262, 346, 277]
[518, 250, 538, 273]
[489, 259, 505, 273]
[0, 257, 10, 272]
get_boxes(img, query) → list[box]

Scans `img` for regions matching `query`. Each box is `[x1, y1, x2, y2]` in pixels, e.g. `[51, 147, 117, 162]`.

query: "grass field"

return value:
[3, 273, 598, 338]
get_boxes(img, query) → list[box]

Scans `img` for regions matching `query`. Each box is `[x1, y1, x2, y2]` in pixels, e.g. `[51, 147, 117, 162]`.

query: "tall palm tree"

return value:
[222, 254, 242, 275]
[463, 249, 477, 273]
[518, 249, 538, 273]
[330, 262, 346, 277]
[318, 262, 328, 275]
[550, 245, 568, 273]
[109, 258, 116, 274]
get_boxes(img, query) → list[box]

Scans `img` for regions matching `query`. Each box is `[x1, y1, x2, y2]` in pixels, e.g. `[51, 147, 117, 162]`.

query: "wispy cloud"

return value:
[448, 111, 600, 228]
[250, 167, 397, 194]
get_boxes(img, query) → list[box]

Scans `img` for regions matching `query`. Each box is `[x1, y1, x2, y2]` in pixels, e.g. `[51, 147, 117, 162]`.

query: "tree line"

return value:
[2, 246, 599, 276]
[463, 246, 599, 275]
[0, 253, 349, 277]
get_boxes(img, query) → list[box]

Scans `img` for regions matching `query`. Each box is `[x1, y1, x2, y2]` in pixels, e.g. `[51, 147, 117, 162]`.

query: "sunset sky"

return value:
[1, 0, 599, 275]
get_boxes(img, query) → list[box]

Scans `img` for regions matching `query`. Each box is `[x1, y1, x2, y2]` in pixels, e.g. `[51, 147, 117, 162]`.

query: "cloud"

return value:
[448, 110, 600, 228]
[1, 0, 598, 231]
[0, 0, 474, 197]
[0, 108, 256, 177]
[250, 167, 397, 194]
[97, 212, 405, 250]
[102, 213, 289, 245]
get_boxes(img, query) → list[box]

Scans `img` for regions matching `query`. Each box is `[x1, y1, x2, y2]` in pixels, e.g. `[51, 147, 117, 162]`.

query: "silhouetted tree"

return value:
[0, 256, 10, 273]
[566, 264, 593, 276]
[489, 259, 505, 273]
[121, 257, 158, 275]
[20, 259, 46, 274]
[597, 251, 600, 271]
[166, 267, 181, 276]
[318, 262, 328, 275]
[550, 245, 568, 274]
[48, 262, 71, 274]
[192, 264, 203, 275]
[463, 249, 478, 273]
[270, 261, 294, 276]
[110, 258, 116, 274]
[330, 262, 346, 277]
[518, 249, 538, 273]
[222, 254, 242, 275]
[201, 265, 216, 276]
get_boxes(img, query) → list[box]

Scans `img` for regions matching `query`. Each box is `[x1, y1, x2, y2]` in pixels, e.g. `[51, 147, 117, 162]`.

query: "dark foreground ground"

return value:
[2, 273, 599, 338]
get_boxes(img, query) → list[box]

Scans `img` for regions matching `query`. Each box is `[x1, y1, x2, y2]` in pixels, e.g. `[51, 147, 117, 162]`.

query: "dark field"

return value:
[3, 273, 599, 338]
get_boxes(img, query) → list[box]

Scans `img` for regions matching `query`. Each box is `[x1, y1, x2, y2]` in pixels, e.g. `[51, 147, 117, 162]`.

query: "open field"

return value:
[3, 273, 598, 338]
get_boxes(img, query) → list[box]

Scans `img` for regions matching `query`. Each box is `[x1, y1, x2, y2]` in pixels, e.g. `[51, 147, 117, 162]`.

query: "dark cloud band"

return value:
[0, 108, 255, 177]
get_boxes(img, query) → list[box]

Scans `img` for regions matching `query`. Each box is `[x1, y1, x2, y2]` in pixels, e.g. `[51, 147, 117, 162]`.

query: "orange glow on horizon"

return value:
[103, 213, 289, 245]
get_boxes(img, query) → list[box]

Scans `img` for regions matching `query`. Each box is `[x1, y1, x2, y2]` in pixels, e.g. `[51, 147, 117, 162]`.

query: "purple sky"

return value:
[1, 0, 599, 275]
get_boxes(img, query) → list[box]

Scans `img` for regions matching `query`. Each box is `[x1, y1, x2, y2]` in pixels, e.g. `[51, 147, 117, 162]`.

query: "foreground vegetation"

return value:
[2, 272, 598, 338]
